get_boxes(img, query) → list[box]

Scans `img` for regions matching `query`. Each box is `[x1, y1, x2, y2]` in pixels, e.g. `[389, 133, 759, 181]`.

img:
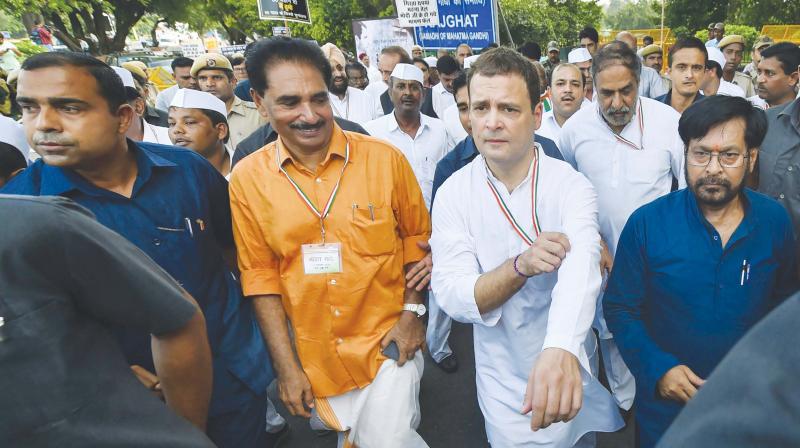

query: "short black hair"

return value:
[679, 95, 767, 150]
[0, 142, 27, 179]
[668, 37, 708, 67]
[21, 52, 126, 112]
[437, 55, 460, 75]
[518, 42, 542, 60]
[229, 55, 245, 67]
[246, 38, 332, 96]
[592, 40, 641, 82]
[643, 36, 654, 46]
[579, 26, 599, 44]
[705, 59, 723, 78]
[171, 57, 194, 72]
[345, 62, 367, 77]
[200, 109, 230, 144]
[469, 47, 540, 109]
[759, 42, 800, 75]
[412, 57, 429, 69]
[452, 72, 468, 95]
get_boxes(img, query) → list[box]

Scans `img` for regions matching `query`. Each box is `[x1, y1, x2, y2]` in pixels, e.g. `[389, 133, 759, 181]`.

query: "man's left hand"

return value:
[380, 312, 425, 366]
[600, 239, 613, 276]
[406, 240, 432, 291]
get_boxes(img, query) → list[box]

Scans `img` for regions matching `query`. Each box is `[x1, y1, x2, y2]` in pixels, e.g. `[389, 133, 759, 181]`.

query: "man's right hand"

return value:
[278, 365, 315, 418]
[657, 365, 705, 403]
[517, 232, 571, 276]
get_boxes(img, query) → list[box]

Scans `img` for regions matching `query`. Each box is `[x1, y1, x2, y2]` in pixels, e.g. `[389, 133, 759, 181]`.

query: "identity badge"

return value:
[302, 243, 343, 274]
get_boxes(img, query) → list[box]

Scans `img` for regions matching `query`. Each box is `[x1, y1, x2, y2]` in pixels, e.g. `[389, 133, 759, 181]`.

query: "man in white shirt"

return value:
[0, 34, 21, 72]
[112, 66, 172, 145]
[753, 42, 800, 109]
[431, 47, 623, 448]
[559, 41, 686, 412]
[569, 48, 594, 101]
[455, 43, 473, 68]
[359, 52, 382, 85]
[431, 55, 460, 117]
[364, 63, 450, 209]
[718, 35, 756, 97]
[155, 57, 198, 112]
[365, 46, 404, 101]
[322, 43, 380, 125]
[701, 47, 746, 97]
[538, 63, 587, 143]
[441, 73, 469, 145]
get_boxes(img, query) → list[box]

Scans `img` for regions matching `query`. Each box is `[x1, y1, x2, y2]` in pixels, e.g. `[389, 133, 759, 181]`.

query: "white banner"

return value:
[352, 18, 415, 70]
[395, 0, 438, 27]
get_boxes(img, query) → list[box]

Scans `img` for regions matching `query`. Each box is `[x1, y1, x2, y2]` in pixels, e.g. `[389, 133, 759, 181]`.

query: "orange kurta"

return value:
[229, 124, 431, 397]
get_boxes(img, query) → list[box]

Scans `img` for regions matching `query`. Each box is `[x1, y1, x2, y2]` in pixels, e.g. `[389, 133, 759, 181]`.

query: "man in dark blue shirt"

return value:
[4, 52, 274, 448]
[654, 37, 707, 114]
[605, 95, 798, 448]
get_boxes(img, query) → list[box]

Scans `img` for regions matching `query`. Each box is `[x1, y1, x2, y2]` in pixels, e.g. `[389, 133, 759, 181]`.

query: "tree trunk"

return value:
[45, 13, 82, 52]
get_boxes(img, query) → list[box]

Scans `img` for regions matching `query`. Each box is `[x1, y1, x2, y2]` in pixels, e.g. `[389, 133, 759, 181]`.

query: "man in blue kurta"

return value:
[3, 51, 274, 448]
[605, 95, 798, 447]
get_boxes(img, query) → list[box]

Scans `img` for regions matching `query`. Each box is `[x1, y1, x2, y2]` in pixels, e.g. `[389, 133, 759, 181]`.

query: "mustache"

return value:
[606, 105, 631, 115]
[696, 176, 732, 188]
[32, 132, 75, 146]
[289, 120, 325, 131]
[559, 94, 575, 101]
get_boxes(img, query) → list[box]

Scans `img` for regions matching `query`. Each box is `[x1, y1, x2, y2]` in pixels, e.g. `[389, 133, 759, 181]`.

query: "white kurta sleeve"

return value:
[541, 172, 602, 356]
[431, 178, 502, 326]
[669, 130, 687, 189]
[557, 122, 579, 169]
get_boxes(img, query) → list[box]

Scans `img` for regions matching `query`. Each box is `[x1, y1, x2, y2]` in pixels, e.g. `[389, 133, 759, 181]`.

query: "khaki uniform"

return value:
[226, 96, 267, 153]
[731, 71, 755, 98]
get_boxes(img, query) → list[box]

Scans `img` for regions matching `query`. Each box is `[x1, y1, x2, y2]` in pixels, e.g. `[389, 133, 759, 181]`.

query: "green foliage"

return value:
[15, 39, 47, 60]
[724, 24, 759, 48]
[604, 0, 659, 30]
[666, 0, 800, 33]
[500, 0, 604, 47]
[0, 10, 26, 38]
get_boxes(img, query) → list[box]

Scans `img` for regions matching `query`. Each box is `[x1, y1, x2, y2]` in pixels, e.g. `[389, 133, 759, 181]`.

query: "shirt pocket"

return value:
[347, 203, 396, 256]
[626, 149, 671, 184]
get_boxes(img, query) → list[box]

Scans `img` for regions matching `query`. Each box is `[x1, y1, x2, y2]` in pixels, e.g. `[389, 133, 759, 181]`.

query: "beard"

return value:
[330, 76, 348, 95]
[687, 164, 748, 208]
[601, 104, 632, 128]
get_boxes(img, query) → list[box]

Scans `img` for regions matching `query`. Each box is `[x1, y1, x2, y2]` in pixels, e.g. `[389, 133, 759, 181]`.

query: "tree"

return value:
[499, 0, 604, 47]
[604, 0, 660, 30]
[665, 0, 800, 32]
[0, 0, 193, 54]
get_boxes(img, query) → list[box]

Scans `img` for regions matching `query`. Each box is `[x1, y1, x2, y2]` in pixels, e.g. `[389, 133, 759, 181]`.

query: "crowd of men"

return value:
[1, 22, 800, 448]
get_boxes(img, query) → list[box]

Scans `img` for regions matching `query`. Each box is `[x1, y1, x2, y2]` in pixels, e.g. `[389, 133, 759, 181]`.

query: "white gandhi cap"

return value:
[0, 115, 29, 162]
[706, 47, 727, 70]
[567, 48, 592, 64]
[390, 63, 424, 84]
[111, 66, 136, 89]
[463, 54, 480, 69]
[169, 88, 228, 118]
[424, 56, 437, 68]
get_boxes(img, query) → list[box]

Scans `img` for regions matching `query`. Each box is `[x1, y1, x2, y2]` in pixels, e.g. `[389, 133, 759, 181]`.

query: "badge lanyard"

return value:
[614, 101, 644, 150]
[485, 149, 541, 245]
[276, 140, 349, 244]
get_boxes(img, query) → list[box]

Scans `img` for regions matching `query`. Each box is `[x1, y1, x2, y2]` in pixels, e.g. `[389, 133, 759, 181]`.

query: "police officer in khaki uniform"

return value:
[191, 53, 266, 153]
[639, 44, 670, 92]
[718, 35, 756, 98]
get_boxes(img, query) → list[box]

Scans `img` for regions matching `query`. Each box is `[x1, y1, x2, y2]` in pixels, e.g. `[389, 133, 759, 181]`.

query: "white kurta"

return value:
[142, 120, 172, 145]
[558, 97, 685, 410]
[442, 102, 468, 145]
[329, 87, 382, 126]
[431, 146, 624, 447]
[537, 100, 591, 143]
[431, 82, 456, 118]
[364, 112, 450, 210]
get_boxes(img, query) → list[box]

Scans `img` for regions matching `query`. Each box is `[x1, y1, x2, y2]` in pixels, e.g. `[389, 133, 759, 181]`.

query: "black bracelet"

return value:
[513, 254, 534, 278]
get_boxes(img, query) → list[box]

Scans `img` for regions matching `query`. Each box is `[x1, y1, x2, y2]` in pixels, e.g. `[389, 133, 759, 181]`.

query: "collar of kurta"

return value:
[40, 139, 176, 197]
[686, 187, 757, 244]
[274, 123, 348, 173]
[778, 97, 800, 127]
[389, 111, 430, 134]
[596, 97, 644, 147]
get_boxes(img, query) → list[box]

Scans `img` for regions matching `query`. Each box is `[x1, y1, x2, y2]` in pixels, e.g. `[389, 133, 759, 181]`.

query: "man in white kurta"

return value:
[431, 47, 623, 448]
[364, 64, 451, 210]
[537, 64, 590, 143]
[322, 43, 382, 126]
[558, 41, 686, 411]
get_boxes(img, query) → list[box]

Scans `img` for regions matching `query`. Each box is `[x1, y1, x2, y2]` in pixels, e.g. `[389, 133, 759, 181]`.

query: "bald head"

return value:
[616, 31, 637, 50]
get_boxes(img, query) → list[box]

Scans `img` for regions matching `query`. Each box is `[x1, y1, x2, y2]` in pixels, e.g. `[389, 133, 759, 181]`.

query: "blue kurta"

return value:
[2, 141, 273, 416]
[604, 188, 798, 447]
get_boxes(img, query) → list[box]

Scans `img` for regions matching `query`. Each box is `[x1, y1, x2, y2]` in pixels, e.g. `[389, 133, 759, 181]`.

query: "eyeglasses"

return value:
[686, 149, 749, 168]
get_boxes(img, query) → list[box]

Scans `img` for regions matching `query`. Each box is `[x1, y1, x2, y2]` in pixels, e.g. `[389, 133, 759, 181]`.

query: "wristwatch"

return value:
[403, 303, 427, 317]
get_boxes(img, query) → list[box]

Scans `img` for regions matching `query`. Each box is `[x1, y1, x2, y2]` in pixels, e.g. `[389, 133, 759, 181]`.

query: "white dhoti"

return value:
[592, 283, 636, 410]
[311, 353, 428, 448]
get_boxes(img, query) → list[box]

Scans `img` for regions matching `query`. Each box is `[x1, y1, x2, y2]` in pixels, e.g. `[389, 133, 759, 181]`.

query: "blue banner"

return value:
[413, 0, 497, 50]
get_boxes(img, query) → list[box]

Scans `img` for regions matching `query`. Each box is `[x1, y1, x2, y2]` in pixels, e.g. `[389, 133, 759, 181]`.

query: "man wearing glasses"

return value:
[604, 95, 798, 448]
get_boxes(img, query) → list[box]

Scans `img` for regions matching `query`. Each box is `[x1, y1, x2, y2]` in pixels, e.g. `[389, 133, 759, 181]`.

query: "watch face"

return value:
[417, 304, 427, 316]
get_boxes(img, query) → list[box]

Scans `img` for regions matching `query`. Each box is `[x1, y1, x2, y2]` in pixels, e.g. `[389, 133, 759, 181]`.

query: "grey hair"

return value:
[591, 40, 641, 82]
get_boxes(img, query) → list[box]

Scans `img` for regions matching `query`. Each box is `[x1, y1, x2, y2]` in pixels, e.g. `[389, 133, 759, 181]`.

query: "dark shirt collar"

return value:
[778, 97, 800, 128]
[659, 90, 704, 106]
[40, 140, 176, 196]
[686, 187, 757, 247]
[456, 136, 478, 161]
